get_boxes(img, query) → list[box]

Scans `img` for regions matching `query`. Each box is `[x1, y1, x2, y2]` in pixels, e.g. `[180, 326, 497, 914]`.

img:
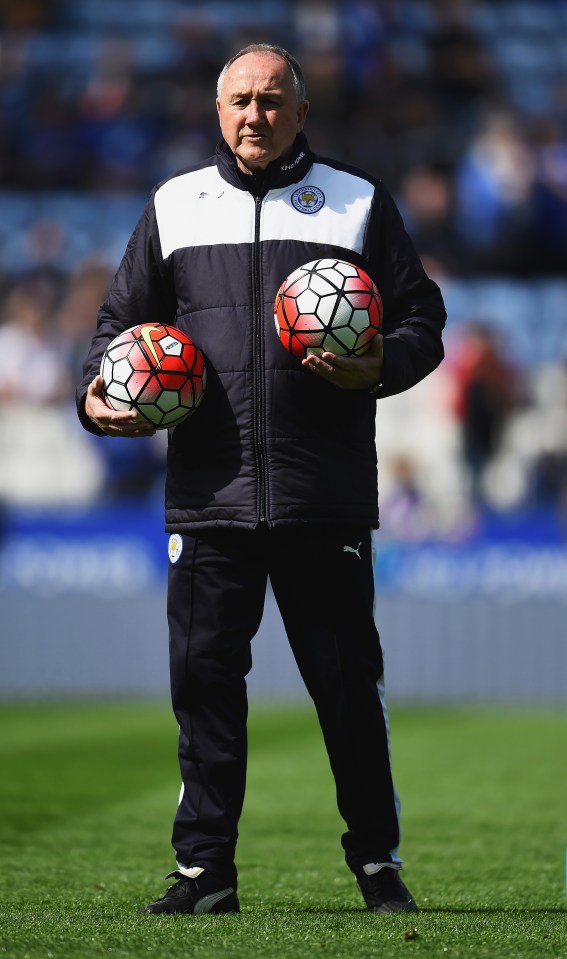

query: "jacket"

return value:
[77, 133, 446, 530]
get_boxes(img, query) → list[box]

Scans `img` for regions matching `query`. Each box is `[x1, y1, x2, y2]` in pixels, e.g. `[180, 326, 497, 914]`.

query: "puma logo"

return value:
[343, 542, 362, 559]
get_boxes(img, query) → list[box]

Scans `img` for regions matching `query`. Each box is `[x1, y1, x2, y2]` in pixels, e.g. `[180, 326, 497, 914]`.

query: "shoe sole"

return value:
[368, 900, 418, 914]
[141, 890, 240, 915]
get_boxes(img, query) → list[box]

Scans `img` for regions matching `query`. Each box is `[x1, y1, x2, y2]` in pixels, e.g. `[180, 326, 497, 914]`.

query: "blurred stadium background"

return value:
[1, 0, 566, 703]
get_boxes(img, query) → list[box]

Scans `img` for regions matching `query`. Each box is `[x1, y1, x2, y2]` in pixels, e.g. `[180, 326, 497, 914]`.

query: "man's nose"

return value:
[246, 99, 264, 124]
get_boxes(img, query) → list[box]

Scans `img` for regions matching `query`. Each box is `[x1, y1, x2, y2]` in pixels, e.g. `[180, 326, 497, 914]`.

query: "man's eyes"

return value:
[232, 97, 281, 107]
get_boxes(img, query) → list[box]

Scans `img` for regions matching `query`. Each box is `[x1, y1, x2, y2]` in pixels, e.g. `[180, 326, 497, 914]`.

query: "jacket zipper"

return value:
[252, 193, 268, 524]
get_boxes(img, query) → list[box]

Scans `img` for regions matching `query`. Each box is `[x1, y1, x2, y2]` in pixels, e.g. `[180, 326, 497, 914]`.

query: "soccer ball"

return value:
[100, 324, 206, 428]
[274, 258, 382, 358]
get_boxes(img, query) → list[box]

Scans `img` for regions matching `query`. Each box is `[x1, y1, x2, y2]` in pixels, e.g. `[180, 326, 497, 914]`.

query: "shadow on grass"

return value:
[251, 905, 567, 916]
[419, 907, 567, 915]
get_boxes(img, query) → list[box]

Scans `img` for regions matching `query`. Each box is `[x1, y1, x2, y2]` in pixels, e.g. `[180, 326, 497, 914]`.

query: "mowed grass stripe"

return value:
[0, 702, 565, 959]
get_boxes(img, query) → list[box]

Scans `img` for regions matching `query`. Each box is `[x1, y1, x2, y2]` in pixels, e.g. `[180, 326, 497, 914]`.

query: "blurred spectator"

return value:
[527, 117, 567, 274]
[428, 0, 499, 129]
[19, 88, 82, 189]
[339, 0, 385, 95]
[379, 454, 438, 541]
[523, 359, 567, 511]
[529, 450, 567, 508]
[55, 258, 113, 382]
[399, 164, 472, 278]
[86, 432, 166, 503]
[20, 219, 67, 292]
[76, 40, 163, 191]
[295, 1, 345, 123]
[0, 281, 70, 402]
[454, 111, 537, 273]
[0, 1, 58, 30]
[449, 323, 520, 504]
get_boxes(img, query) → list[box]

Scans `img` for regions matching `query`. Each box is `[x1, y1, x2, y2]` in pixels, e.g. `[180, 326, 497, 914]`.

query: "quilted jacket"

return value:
[77, 133, 446, 530]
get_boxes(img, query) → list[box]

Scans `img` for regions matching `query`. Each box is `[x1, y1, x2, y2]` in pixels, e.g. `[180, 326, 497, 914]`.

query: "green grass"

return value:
[0, 701, 565, 958]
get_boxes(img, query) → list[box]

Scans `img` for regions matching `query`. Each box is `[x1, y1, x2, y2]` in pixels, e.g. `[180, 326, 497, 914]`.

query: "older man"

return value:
[77, 43, 446, 915]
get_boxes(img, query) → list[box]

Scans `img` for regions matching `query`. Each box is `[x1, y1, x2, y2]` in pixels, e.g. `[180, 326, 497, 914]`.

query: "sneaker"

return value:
[356, 864, 418, 914]
[140, 868, 240, 915]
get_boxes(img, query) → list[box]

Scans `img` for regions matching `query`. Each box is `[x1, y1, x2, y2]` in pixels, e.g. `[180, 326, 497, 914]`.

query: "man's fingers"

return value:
[301, 332, 383, 390]
[97, 410, 156, 436]
[302, 353, 336, 375]
[85, 375, 156, 434]
[98, 411, 156, 436]
[317, 351, 352, 371]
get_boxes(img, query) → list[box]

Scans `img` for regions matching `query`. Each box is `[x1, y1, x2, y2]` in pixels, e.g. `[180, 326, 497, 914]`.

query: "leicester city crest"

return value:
[168, 533, 183, 564]
[291, 185, 325, 214]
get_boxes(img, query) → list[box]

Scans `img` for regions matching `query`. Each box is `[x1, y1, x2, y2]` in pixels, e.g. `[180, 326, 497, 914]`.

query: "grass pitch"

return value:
[0, 700, 565, 958]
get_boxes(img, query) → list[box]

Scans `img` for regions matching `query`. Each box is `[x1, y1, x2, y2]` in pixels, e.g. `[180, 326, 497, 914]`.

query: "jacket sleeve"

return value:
[75, 191, 177, 434]
[364, 182, 446, 398]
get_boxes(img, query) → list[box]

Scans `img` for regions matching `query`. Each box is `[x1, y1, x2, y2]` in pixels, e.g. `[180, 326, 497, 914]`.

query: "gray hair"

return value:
[217, 43, 307, 102]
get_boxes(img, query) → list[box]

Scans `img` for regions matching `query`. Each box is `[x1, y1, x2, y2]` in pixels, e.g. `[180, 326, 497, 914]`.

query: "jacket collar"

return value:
[216, 132, 313, 196]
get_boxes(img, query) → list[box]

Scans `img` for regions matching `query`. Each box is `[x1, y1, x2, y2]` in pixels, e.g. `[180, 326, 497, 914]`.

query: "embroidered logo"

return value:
[291, 185, 325, 214]
[168, 533, 183, 564]
[343, 542, 362, 560]
[281, 151, 305, 172]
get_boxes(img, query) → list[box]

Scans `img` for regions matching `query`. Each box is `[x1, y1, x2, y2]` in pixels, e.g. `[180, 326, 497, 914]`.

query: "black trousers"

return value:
[167, 525, 400, 888]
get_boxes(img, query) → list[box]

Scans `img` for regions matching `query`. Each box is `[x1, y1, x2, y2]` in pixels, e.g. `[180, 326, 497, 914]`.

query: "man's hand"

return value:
[85, 375, 157, 437]
[301, 332, 383, 391]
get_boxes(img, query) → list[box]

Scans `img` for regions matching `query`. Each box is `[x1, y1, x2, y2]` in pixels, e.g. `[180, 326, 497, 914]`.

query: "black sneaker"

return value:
[356, 865, 418, 914]
[141, 869, 240, 915]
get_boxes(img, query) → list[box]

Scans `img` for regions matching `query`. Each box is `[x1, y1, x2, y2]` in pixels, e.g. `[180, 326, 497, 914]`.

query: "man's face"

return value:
[216, 52, 309, 174]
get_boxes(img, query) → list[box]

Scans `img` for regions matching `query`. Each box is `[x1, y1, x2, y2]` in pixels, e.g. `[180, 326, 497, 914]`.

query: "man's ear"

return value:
[297, 100, 309, 131]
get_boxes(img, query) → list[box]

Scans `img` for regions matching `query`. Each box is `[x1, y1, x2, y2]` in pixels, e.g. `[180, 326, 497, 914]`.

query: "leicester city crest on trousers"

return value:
[168, 533, 183, 564]
[291, 185, 325, 214]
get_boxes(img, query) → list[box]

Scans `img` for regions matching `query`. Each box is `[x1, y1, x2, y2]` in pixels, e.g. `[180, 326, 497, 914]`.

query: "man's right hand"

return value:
[86, 375, 157, 437]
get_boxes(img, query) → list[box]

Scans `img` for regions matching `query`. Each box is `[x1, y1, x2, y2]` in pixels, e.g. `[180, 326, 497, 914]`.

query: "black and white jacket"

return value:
[77, 133, 446, 531]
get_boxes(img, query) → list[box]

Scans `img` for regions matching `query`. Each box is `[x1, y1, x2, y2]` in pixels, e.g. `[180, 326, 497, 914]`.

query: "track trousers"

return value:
[167, 525, 400, 888]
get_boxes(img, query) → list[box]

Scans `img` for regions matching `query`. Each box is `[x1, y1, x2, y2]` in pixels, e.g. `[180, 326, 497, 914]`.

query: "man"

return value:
[77, 43, 446, 915]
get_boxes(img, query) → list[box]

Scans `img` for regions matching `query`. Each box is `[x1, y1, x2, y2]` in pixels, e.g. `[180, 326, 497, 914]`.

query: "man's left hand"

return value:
[302, 332, 383, 391]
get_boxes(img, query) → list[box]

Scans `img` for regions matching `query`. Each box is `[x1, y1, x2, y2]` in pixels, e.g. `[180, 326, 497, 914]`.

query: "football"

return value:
[274, 258, 382, 358]
[100, 324, 206, 428]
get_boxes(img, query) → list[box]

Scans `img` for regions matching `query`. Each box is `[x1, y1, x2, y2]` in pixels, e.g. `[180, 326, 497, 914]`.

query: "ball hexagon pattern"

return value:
[100, 324, 206, 428]
[274, 258, 382, 359]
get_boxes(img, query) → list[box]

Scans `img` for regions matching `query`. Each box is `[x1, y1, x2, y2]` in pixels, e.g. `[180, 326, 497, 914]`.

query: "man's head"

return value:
[216, 44, 309, 174]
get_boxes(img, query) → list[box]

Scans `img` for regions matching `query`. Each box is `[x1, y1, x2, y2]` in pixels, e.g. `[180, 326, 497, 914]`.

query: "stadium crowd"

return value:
[1, 0, 566, 534]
